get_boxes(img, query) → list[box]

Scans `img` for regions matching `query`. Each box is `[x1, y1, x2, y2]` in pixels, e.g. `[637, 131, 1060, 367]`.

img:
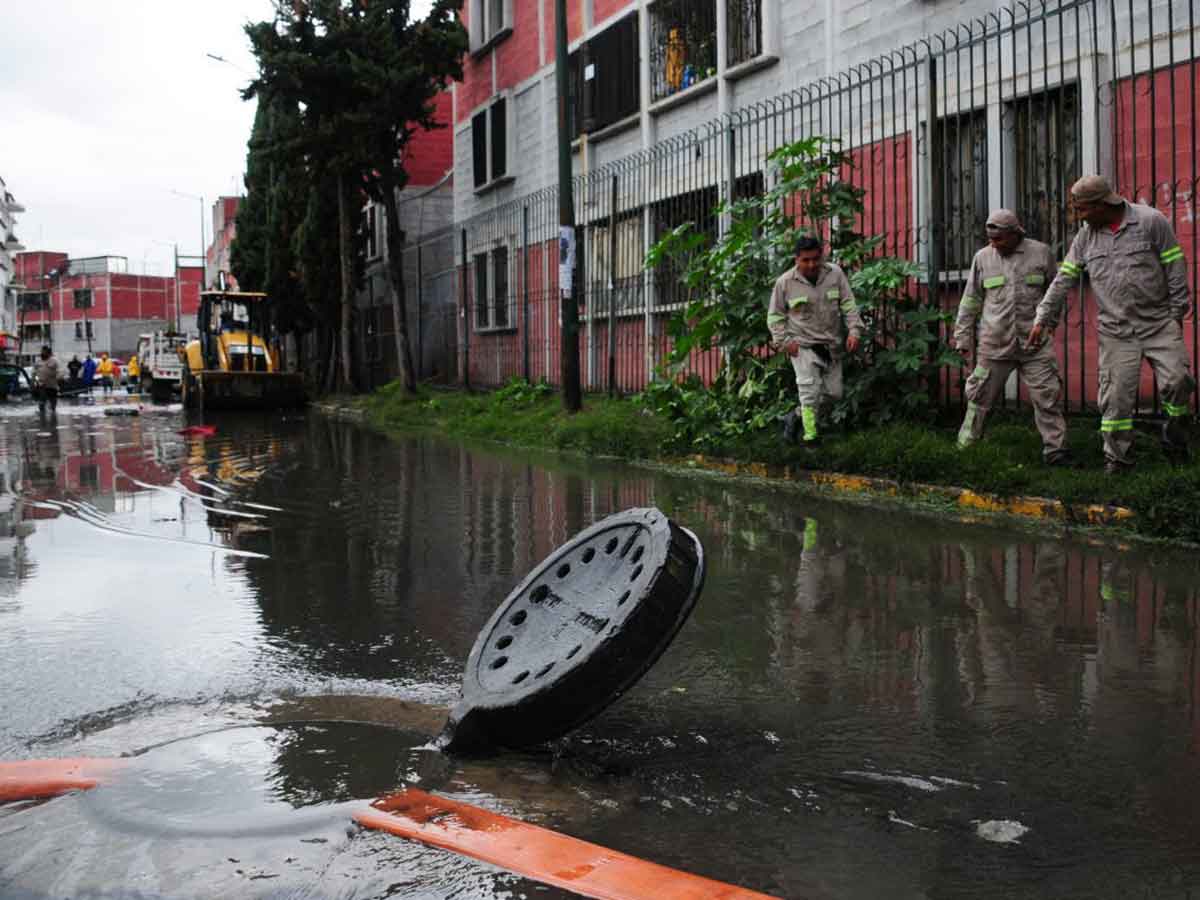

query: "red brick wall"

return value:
[845, 133, 913, 259]
[405, 91, 454, 186]
[593, 0, 634, 28]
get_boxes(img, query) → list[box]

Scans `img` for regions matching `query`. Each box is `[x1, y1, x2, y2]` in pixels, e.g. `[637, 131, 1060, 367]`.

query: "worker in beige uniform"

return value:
[768, 235, 863, 445]
[1030, 175, 1195, 473]
[953, 209, 1070, 464]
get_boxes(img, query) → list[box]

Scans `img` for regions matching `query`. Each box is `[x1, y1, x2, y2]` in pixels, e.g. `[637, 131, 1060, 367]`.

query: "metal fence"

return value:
[441, 0, 1200, 415]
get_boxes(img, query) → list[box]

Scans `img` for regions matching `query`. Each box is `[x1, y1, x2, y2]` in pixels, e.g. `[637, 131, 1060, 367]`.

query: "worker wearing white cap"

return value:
[954, 209, 1069, 463]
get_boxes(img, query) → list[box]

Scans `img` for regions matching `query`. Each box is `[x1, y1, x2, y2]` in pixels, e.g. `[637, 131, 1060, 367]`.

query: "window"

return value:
[932, 109, 988, 272]
[469, 0, 511, 52]
[652, 184, 718, 309]
[1011, 84, 1080, 258]
[568, 13, 640, 138]
[473, 245, 512, 330]
[19, 290, 48, 311]
[649, 0, 717, 103]
[472, 96, 511, 190]
[72, 288, 93, 309]
[73, 322, 94, 340]
[587, 210, 646, 315]
[727, 0, 763, 68]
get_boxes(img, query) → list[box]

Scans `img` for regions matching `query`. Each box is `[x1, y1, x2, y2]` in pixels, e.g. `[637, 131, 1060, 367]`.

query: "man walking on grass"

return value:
[953, 209, 1071, 465]
[1029, 175, 1194, 474]
[768, 235, 863, 446]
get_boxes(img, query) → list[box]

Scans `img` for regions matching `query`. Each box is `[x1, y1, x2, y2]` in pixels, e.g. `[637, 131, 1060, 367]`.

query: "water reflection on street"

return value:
[1, 397, 1199, 898]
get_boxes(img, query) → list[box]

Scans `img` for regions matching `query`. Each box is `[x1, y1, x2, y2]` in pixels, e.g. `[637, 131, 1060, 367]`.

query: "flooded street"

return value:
[1, 398, 1200, 899]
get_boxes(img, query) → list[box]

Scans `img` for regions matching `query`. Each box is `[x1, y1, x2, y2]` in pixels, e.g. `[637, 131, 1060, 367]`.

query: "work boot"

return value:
[1044, 449, 1076, 468]
[780, 411, 800, 445]
[1162, 417, 1191, 463]
[801, 434, 822, 450]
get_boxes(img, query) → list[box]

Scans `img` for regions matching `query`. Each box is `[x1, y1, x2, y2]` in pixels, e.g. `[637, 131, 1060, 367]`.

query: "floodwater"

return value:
[2, 395, 1200, 899]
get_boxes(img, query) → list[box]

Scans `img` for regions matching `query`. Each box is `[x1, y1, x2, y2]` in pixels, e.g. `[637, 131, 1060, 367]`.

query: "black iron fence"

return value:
[424, 0, 1200, 415]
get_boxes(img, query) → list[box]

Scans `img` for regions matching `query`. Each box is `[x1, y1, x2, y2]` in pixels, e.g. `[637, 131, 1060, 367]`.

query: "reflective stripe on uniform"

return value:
[826, 289, 841, 300]
[1059, 260, 1082, 276]
[803, 518, 818, 551]
[1099, 418, 1134, 432]
[1024, 273, 1045, 285]
[982, 275, 1006, 289]
[1161, 245, 1184, 264]
[840, 299, 857, 313]
[1164, 401, 1190, 417]
[787, 296, 808, 308]
[959, 295, 982, 312]
[972, 365, 989, 378]
[767, 312, 787, 326]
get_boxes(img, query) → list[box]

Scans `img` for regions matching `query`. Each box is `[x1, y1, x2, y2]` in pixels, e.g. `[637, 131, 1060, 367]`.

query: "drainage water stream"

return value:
[1, 399, 1198, 898]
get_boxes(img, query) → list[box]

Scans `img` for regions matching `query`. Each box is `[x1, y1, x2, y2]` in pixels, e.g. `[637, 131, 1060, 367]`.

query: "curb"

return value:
[682, 454, 1136, 528]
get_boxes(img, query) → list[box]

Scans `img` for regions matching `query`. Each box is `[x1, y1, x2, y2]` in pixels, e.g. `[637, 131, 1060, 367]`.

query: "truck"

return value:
[136, 331, 189, 403]
[179, 289, 305, 410]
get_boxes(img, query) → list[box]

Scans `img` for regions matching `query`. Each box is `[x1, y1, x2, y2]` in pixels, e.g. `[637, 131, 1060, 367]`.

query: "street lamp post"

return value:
[170, 189, 206, 286]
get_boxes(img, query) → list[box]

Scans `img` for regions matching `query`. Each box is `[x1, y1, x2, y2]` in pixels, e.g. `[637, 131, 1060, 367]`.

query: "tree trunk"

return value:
[381, 175, 418, 393]
[336, 171, 355, 393]
[323, 324, 338, 395]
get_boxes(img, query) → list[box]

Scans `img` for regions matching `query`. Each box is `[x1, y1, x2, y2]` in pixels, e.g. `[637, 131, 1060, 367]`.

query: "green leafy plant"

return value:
[639, 136, 959, 450]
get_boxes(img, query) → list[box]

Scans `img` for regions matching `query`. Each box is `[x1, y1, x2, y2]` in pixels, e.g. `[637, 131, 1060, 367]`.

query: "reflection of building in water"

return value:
[0, 429, 31, 596]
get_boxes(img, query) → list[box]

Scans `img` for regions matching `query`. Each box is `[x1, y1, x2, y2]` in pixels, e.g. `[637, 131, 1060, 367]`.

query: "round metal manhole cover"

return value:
[440, 507, 705, 752]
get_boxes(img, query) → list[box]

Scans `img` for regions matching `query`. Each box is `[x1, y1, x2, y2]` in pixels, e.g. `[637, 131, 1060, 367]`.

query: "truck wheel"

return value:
[182, 368, 197, 410]
[150, 379, 172, 404]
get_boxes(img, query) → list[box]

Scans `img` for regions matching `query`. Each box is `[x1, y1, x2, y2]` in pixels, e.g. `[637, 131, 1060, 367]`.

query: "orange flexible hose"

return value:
[354, 788, 781, 900]
[0, 757, 125, 802]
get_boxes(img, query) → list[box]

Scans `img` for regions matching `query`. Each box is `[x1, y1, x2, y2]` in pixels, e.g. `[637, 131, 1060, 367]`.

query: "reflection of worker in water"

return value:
[792, 517, 846, 613]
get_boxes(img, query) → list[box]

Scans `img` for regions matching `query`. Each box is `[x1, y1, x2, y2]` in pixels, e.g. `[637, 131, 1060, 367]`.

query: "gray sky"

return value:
[2, 0, 434, 279]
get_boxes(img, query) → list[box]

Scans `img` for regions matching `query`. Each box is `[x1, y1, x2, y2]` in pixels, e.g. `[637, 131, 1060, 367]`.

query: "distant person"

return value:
[97, 352, 115, 393]
[67, 355, 82, 391]
[126, 353, 140, 389]
[81, 353, 97, 395]
[767, 235, 863, 446]
[953, 209, 1070, 466]
[34, 345, 61, 414]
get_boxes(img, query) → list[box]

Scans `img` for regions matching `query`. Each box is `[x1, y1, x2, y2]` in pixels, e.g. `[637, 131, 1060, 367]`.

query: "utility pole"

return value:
[555, 0, 582, 412]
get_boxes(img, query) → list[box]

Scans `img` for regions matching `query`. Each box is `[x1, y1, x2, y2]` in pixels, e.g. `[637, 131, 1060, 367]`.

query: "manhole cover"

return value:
[439, 507, 704, 752]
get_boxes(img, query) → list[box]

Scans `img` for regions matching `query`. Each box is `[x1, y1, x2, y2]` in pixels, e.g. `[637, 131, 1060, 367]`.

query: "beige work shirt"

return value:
[34, 356, 61, 386]
[954, 238, 1057, 360]
[1036, 201, 1192, 339]
[767, 263, 863, 349]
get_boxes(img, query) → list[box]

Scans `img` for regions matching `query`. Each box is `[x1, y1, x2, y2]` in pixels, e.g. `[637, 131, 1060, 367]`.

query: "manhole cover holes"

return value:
[566, 644, 582, 659]
[582, 547, 596, 563]
[510, 610, 527, 626]
[617, 590, 631, 606]
[629, 564, 643, 582]
[531, 585, 550, 604]
[490, 655, 508, 670]
[556, 563, 571, 579]
[536, 662, 554, 678]
[496, 635, 513, 649]
[631, 545, 644, 564]
[512, 670, 530, 684]
[605, 537, 619, 554]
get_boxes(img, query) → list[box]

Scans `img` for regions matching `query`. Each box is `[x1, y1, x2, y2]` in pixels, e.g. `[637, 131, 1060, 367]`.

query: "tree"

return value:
[245, 0, 467, 394]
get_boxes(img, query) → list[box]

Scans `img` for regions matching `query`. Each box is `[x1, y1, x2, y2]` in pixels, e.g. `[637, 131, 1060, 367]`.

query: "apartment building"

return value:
[12, 251, 203, 362]
[0, 177, 24, 348]
[451, 0, 1200, 410]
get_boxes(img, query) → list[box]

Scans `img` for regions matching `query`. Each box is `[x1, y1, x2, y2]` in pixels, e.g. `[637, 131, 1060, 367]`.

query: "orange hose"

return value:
[354, 788, 781, 900]
[0, 757, 125, 802]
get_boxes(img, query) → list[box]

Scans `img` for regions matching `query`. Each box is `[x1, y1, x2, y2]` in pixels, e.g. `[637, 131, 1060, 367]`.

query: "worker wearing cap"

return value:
[1030, 175, 1194, 472]
[954, 209, 1069, 463]
[768, 234, 863, 445]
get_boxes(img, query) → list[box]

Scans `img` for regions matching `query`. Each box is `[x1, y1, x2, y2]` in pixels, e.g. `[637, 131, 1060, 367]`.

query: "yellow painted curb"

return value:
[685, 454, 1136, 529]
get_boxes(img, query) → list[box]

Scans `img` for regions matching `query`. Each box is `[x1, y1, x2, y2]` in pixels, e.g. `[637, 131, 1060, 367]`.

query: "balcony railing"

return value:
[649, 0, 717, 104]
[727, 0, 762, 68]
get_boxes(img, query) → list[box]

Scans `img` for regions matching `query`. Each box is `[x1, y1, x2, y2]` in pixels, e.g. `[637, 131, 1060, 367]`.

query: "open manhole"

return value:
[439, 507, 705, 753]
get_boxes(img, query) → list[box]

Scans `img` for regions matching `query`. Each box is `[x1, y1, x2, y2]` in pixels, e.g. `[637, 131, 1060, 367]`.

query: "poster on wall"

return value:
[559, 226, 575, 298]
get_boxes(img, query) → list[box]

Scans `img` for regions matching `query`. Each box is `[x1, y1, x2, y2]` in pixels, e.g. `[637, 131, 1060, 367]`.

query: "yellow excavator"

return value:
[180, 288, 305, 411]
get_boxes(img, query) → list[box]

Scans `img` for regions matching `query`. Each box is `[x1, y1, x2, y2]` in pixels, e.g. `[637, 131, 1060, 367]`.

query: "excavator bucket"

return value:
[194, 372, 306, 410]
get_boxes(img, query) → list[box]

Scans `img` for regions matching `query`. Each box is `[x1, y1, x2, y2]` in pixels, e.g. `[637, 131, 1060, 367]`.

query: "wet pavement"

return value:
[1, 393, 1199, 898]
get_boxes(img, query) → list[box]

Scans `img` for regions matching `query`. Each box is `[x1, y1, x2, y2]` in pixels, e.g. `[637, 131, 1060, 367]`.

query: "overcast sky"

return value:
[2, 0, 433, 279]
